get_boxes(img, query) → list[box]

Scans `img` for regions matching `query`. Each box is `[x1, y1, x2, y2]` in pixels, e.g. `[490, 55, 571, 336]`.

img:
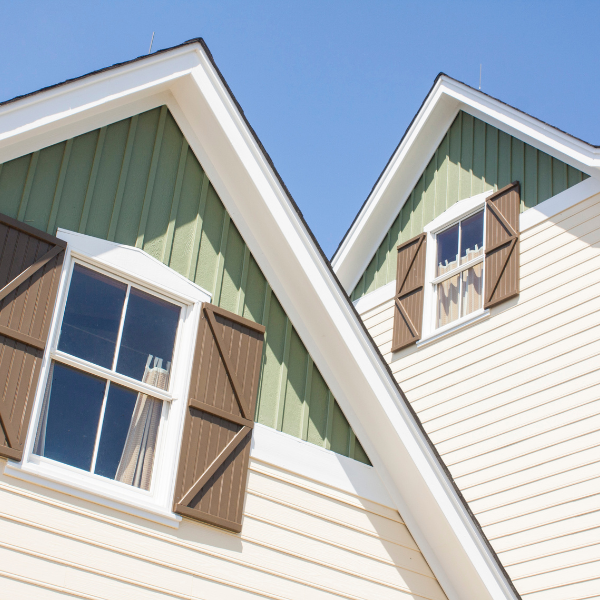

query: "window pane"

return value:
[95, 385, 163, 491]
[93, 384, 138, 481]
[460, 211, 484, 264]
[437, 274, 460, 328]
[33, 362, 106, 471]
[116, 288, 180, 387]
[461, 264, 483, 318]
[437, 224, 459, 276]
[58, 264, 127, 369]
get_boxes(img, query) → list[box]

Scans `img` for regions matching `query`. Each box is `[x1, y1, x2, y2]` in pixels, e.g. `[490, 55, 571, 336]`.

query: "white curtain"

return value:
[437, 249, 483, 327]
[115, 355, 169, 490]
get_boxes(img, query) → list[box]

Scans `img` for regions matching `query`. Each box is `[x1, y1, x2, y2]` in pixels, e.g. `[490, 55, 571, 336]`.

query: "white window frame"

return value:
[420, 190, 492, 345]
[5, 230, 211, 527]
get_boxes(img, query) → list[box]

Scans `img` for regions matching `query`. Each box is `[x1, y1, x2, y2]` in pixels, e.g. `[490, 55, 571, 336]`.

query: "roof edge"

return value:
[332, 71, 599, 268]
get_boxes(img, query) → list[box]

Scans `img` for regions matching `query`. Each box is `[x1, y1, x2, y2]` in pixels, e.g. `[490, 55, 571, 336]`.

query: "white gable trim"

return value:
[0, 44, 517, 600]
[332, 75, 600, 292]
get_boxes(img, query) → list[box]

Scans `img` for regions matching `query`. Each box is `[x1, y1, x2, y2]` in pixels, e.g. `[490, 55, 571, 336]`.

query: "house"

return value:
[0, 37, 573, 600]
[333, 75, 600, 600]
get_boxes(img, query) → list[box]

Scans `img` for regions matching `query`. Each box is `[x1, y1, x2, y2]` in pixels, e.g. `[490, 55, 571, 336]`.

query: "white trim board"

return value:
[0, 42, 518, 600]
[250, 423, 392, 508]
[332, 73, 600, 293]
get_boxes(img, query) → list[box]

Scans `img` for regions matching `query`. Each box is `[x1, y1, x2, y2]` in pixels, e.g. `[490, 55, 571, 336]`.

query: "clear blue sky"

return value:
[2, 1, 599, 257]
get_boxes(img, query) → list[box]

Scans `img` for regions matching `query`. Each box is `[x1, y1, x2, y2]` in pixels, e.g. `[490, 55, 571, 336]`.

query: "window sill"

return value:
[4, 459, 181, 528]
[417, 309, 490, 348]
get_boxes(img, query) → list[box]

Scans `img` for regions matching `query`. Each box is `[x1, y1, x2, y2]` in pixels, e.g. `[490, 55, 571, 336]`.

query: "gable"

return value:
[0, 105, 369, 464]
[351, 110, 589, 301]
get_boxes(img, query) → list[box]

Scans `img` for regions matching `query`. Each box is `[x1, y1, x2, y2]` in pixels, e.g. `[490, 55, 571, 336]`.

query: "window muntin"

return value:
[33, 262, 182, 492]
[434, 210, 484, 329]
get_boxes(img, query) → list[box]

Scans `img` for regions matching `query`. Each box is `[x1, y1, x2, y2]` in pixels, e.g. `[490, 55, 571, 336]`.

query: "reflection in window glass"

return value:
[460, 211, 484, 264]
[436, 223, 459, 276]
[38, 262, 179, 492]
[116, 288, 180, 385]
[34, 362, 106, 471]
[93, 384, 138, 480]
[58, 265, 127, 368]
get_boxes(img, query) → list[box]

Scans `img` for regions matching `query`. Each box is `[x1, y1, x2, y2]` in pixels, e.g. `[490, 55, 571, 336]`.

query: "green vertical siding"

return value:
[0, 106, 370, 465]
[351, 111, 590, 300]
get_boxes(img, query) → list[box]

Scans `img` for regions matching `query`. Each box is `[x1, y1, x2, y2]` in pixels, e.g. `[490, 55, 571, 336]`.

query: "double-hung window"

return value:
[420, 190, 490, 343]
[33, 262, 181, 491]
[433, 210, 484, 328]
[8, 230, 210, 523]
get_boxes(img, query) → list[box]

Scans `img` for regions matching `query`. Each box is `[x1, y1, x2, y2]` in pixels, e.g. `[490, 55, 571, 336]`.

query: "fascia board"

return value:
[332, 75, 600, 293]
[441, 77, 600, 171]
[170, 50, 517, 600]
[0, 46, 199, 163]
[0, 48, 517, 600]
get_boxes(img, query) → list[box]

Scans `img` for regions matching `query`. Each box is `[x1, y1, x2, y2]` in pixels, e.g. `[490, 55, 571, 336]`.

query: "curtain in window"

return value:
[437, 262, 459, 327]
[461, 252, 483, 318]
[115, 355, 168, 491]
[437, 250, 483, 327]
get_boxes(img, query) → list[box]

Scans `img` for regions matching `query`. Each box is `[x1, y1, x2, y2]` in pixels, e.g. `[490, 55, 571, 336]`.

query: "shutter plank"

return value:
[392, 233, 427, 352]
[173, 303, 265, 532]
[484, 182, 520, 309]
[0, 213, 65, 461]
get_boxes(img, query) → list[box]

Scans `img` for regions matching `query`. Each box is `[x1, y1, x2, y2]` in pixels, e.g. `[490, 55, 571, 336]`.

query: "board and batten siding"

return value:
[0, 105, 368, 464]
[0, 447, 447, 600]
[351, 111, 589, 301]
[359, 190, 600, 600]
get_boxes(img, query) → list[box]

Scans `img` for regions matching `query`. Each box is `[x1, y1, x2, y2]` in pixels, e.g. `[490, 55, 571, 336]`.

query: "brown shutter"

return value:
[173, 303, 265, 532]
[0, 214, 66, 462]
[484, 182, 520, 309]
[391, 233, 427, 352]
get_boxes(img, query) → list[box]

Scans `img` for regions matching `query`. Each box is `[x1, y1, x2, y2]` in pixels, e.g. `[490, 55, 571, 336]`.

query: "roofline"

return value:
[332, 72, 600, 268]
[0, 40, 520, 600]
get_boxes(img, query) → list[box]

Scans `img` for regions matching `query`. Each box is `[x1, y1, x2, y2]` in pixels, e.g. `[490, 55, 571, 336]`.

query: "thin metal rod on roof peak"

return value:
[148, 32, 155, 54]
[479, 64, 482, 90]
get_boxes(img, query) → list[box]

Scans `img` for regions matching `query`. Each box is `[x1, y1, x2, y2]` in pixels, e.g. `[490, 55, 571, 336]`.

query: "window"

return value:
[434, 210, 484, 328]
[420, 190, 490, 343]
[33, 263, 181, 491]
[7, 230, 211, 523]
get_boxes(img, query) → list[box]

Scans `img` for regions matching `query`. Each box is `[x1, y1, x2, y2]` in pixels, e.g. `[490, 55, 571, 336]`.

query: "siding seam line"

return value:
[300, 356, 313, 441]
[275, 316, 292, 431]
[107, 114, 138, 242]
[162, 138, 188, 264]
[136, 105, 167, 248]
[16, 151, 39, 222]
[78, 126, 107, 233]
[212, 211, 230, 305]
[236, 244, 250, 315]
[46, 139, 72, 234]
[186, 172, 209, 281]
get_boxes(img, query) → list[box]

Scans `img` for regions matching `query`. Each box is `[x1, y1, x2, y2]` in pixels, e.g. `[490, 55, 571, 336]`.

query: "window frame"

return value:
[6, 230, 211, 526]
[420, 190, 492, 344]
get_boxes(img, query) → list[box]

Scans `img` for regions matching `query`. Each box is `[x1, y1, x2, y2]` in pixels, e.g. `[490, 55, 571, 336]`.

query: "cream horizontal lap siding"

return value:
[0, 453, 447, 600]
[359, 191, 600, 600]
